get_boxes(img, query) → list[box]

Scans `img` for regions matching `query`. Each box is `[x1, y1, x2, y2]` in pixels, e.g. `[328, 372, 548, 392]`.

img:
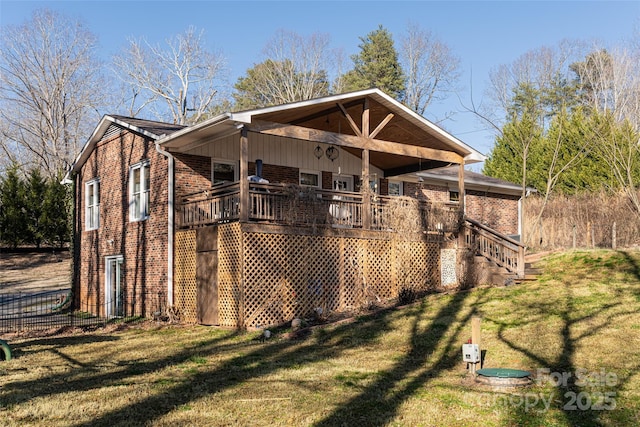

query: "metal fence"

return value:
[0, 289, 145, 333]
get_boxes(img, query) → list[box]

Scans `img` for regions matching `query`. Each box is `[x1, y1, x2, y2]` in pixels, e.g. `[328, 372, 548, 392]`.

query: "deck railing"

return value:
[462, 217, 525, 277]
[179, 182, 240, 227]
[178, 181, 461, 232]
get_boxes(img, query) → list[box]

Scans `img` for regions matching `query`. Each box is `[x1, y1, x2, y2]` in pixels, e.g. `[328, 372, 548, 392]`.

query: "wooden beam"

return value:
[337, 102, 362, 137]
[290, 99, 364, 126]
[248, 120, 463, 164]
[362, 98, 370, 138]
[369, 113, 394, 139]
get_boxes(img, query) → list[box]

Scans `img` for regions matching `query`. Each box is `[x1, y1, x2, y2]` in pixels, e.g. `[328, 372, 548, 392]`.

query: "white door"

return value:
[105, 256, 123, 317]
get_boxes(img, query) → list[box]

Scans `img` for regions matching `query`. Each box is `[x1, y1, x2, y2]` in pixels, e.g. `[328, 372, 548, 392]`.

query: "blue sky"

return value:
[1, 1, 639, 167]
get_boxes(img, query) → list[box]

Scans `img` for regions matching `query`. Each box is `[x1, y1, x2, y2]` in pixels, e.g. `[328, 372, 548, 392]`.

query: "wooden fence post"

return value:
[471, 316, 482, 371]
[612, 222, 617, 250]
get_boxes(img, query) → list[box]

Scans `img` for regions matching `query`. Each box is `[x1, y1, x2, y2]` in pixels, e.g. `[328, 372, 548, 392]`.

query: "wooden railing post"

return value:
[517, 244, 526, 278]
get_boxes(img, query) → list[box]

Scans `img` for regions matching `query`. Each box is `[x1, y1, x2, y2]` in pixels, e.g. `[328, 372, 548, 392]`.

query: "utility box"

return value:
[462, 343, 480, 363]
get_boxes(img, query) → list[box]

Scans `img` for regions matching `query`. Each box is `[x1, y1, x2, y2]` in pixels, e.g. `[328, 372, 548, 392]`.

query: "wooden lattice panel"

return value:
[365, 239, 393, 300]
[212, 223, 446, 329]
[339, 238, 362, 310]
[174, 229, 197, 323]
[242, 232, 342, 328]
[217, 223, 243, 327]
[394, 241, 440, 292]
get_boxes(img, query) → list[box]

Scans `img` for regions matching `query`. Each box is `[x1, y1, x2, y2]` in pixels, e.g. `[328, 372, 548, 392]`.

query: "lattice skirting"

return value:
[174, 229, 197, 323]
[175, 224, 444, 328]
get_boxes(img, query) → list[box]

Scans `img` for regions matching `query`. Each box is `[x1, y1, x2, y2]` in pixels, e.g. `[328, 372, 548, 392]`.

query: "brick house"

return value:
[66, 89, 524, 328]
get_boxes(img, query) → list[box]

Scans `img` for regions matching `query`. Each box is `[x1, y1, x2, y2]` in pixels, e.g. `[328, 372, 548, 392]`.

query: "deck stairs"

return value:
[463, 218, 541, 286]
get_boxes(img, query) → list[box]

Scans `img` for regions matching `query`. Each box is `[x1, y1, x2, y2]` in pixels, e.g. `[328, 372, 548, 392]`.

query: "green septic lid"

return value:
[477, 368, 531, 378]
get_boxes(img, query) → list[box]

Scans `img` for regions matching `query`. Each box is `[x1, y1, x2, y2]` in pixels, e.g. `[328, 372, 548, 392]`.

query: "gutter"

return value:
[155, 141, 175, 307]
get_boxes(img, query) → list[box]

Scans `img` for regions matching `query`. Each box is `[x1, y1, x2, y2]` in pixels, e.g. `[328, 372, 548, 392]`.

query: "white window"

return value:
[85, 179, 100, 230]
[388, 181, 403, 196]
[333, 174, 353, 191]
[300, 170, 320, 187]
[129, 161, 150, 221]
[449, 190, 460, 203]
[212, 160, 237, 185]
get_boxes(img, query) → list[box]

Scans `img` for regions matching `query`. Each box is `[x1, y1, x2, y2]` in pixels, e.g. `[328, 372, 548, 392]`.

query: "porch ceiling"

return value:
[158, 90, 485, 174]
[256, 97, 454, 153]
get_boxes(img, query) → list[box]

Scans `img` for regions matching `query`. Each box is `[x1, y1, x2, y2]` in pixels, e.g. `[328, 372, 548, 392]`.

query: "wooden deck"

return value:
[177, 181, 462, 233]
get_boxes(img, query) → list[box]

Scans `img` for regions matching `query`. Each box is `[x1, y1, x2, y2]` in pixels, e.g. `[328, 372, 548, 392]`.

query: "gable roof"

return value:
[159, 89, 485, 172]
[65, 90, 486, 182]
[65, 115, 185, 178]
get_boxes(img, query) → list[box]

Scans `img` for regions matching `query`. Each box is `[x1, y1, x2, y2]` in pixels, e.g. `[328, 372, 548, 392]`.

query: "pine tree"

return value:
[25, 168, 47, 247]
[341, 25, 405, 99]
[41, 173, 71, 248]
[0, 166, 28, 248]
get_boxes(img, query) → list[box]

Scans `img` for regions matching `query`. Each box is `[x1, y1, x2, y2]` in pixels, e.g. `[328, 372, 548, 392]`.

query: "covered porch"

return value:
[162, 90, 482, 234]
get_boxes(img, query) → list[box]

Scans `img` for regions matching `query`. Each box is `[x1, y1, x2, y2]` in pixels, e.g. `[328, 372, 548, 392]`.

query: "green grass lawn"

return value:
[1, 249, 639, 426]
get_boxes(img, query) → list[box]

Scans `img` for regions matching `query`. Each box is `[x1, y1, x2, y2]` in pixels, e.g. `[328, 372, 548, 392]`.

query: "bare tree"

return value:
[400, 23, 461, 115]
[0, 9, 107, 176]
[233, 30, 333, 109]
[465, 42, 589, 244]
[486, 40, 585, 128]
[113, 27, 227, 125]
[582, 46, 640, 215]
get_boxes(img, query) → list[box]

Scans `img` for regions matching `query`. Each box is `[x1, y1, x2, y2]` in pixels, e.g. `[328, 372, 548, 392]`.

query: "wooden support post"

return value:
[362, 148, 370, 230]
[239, 128, 249, 222]
[471, 316, 482, 371]
[458, 160, 465, 215]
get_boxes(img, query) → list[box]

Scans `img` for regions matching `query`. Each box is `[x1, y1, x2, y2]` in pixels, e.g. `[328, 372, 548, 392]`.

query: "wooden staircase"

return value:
[462, 218, 541, 286]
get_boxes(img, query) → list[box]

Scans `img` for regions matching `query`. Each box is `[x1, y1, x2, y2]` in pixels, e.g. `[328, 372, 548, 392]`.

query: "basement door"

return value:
[105, 255, 124, 318]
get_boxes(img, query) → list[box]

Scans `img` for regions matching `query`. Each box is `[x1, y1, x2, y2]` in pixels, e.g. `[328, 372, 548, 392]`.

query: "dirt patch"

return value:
[0, 251, 71, 293]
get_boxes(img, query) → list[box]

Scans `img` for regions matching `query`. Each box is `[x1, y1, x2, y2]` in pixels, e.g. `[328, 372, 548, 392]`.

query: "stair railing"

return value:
[462, 217, 525, 278]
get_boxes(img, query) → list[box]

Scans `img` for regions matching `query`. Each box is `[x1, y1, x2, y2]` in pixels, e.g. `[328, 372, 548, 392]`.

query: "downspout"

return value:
[155, 141, 175, 307]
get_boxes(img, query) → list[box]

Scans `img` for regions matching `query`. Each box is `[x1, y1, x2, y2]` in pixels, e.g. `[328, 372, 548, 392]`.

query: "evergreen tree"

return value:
[0, 165, 28, 248]
[25, 168, 47, 247]
[483, 113, 542, 190]
[41, 172, 71, 248]
[341, 25, 405, 99]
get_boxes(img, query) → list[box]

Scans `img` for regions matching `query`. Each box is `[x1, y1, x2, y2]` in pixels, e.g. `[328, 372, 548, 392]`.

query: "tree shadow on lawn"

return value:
[312, 288, 482, 426]
[3, 288, 482, 427]
[492, 258, 640, 426]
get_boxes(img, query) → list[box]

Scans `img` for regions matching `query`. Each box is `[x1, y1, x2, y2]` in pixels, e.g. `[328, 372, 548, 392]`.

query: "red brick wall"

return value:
[75, 130, 169, 318]
[466, 190, 519, 236]
[398, 182, 519, 236]
[322, 171, 333, 190]
[248, 162, 299, 184]
[379, 178, 389, 196]
[174, 153, 211, 200]
[404, 182, 449, 202]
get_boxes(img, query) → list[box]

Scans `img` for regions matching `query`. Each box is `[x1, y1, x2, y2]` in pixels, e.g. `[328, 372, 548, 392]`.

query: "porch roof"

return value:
[158, 89, 485, 175]
[417, 167, 523, 196]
